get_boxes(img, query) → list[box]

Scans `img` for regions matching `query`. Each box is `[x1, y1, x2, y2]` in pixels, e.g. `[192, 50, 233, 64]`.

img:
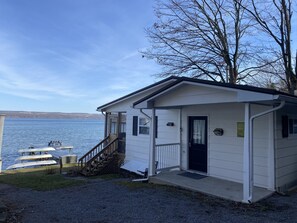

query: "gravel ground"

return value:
[1, 176, 297, 223]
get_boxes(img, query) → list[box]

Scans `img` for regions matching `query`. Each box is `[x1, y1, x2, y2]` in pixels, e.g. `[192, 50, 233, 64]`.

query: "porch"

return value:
[150, 169, 274, 203]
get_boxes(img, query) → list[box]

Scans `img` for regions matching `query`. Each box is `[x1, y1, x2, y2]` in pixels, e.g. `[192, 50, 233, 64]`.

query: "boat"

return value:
[6, 141, 77, 170]
[48, 141, 74, 153]
[6, 146, 58, 170]
[18, 147, 55, 154]
[16, 154, 53, 161]
[7, 160, 58, 170]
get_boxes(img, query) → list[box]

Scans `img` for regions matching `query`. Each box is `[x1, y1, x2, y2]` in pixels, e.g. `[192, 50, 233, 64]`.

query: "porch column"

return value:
[117, 112, 121, 137]
[104, 112, 108, 138]
[0, 115, 5, 173]
[178, 108, 182, 168]
[148, 108, 156, 176]
[243, 103, 252, 203]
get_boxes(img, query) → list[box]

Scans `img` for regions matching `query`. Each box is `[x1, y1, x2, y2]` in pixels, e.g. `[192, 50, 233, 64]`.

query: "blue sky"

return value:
[0, 1, 296, 114]
[0, 0, 161, 113]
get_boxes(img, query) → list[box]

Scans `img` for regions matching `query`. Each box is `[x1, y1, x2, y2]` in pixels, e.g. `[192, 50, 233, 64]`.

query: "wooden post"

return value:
[59, 158, 63, 174]
[104, 112, 108, 138]
[117, 112, 121, 137]
[0, 115, 5, 173]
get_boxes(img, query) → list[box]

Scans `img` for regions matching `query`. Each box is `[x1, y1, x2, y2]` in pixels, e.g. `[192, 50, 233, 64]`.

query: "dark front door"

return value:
[188, 116, 208, 172]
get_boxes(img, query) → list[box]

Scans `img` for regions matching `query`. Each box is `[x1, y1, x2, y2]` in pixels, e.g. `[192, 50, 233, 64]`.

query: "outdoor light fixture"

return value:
[213, 128, 224, 136]
[166, 122, 175, 126]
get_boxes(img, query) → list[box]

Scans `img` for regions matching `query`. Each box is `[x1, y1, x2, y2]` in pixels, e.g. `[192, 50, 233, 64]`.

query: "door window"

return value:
[192, 120, 206, 145]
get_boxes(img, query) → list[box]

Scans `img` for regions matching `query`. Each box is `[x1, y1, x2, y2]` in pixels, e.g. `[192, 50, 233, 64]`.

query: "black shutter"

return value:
[132, 116, 138, 136]
[155, 116, 158, 138]
[282, 115, 289, 138]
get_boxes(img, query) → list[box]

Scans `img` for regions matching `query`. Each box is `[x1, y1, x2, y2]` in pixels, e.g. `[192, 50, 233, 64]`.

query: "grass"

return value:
[0, 166, 85, 191]
[96, 173, 121, 180]
[117, 180, 164, 190]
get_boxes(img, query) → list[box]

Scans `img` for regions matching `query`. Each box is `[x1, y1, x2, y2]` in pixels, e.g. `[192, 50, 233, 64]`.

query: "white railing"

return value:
[155, 143, 180, 170]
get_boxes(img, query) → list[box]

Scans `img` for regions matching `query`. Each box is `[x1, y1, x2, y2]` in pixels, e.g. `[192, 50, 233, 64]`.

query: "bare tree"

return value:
[143, 0, 263, 84]
[242, 0, 296, 93]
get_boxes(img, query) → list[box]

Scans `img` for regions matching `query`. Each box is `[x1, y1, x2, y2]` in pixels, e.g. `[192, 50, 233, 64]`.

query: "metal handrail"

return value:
[155, 142, 180, 170]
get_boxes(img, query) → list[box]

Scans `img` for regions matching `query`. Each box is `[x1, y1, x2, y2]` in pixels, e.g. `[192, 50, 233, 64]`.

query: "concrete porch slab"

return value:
[149, 170, 274, 203]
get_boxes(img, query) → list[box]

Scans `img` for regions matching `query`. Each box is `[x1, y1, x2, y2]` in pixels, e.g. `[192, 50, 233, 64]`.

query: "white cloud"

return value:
[0, 63, 85, 100]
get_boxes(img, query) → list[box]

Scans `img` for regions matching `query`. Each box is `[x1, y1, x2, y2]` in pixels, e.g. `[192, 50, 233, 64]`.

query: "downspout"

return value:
[247, 100, 285, 203]
[140, 109, 151, 120]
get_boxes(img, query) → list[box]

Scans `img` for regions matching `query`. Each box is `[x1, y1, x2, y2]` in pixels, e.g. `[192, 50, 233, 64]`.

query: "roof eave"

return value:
[96, 76, 178, 112]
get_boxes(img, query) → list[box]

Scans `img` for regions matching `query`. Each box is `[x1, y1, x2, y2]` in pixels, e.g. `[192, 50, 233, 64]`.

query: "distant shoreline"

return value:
[0, 111, 103, 120]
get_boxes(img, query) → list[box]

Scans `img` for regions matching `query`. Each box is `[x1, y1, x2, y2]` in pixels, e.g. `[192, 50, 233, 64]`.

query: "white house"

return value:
[96, 76, 297, 203]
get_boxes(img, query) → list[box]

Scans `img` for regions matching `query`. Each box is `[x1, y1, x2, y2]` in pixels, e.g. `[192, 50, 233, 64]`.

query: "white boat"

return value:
[6, 146, 58, 170]
[6, 141, 76, 170]
[7, 160, 57, 170]
[55, 146, 74, 153]
[18, 147, 56, 154]
[56, 146, 74, 150]
[16, 154, 53, 161]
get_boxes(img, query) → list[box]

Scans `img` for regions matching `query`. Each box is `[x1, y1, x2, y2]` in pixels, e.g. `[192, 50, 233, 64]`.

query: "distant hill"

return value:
[0, 111, 103, 120]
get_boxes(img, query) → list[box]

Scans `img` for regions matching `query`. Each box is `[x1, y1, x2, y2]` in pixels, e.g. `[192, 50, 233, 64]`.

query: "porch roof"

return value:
[133, 77, 297, 109]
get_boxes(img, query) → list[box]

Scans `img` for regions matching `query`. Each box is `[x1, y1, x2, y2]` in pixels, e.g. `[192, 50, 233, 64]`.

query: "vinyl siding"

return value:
[275, 105, 297, 191]
[155, 84, 237, 107]
[181, 103, 272, 188]
[124, 108, 180, 165]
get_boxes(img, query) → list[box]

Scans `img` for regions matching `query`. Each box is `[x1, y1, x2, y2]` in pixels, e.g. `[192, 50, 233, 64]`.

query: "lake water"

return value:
[1, 118, 104, 170]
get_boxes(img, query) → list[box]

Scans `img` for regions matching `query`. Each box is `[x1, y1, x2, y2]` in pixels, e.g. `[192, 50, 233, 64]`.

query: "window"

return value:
[139, 117, 150, 135]
[110, 121, 117, 134]
[120, 122, 126, 133]
[289, 118, 297, 134]
[237, 122, 244, 137]
[120, 113, 126, 133]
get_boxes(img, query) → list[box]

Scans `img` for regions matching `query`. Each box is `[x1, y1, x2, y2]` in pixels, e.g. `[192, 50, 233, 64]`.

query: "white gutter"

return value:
[244, 101, 285, 203]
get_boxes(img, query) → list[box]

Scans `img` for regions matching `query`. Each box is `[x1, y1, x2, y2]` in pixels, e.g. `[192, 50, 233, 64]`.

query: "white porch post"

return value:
[267, 113, 275, 190]
[178, 108, 182, 168]
[148, 108, 156, 176]
[0, 115, 5, 173]
[243, 103, 252, 203]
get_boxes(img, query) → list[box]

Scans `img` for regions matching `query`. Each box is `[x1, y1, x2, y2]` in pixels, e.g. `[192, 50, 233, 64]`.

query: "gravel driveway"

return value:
[1, 177, 297, 223]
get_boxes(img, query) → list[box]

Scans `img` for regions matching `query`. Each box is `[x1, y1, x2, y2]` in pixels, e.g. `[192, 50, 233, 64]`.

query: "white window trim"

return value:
[289, 117, 297, 135]
[139, 117, 150, 135]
